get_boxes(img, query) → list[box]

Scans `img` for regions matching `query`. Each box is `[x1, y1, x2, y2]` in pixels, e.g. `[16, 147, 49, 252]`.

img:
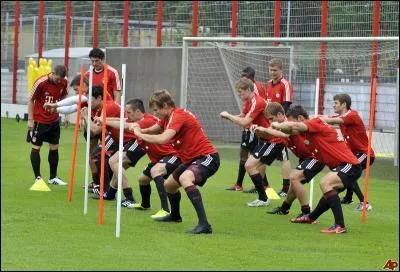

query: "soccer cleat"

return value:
[153, 214, 182, 223]
[290, 213, 317, 224]
[91, 191, 115, 200]
[267, 206, 289, 215]
[132, 203, 151, 210]
[91, 185, 100, 195]
[277, 190, 288, 197]
[247, 198, 270, 207]
[48, 176, 67, 186]
[121, 199, 136, 208]
[242, 187, 257, 194]
[150, 209, 170, 219]
[320, 224, 347, 234]
[186, 224, 213, 234]
[340, 197, 354, 204]
[225, 184, 243, 191]
[355, 202, 372, 211]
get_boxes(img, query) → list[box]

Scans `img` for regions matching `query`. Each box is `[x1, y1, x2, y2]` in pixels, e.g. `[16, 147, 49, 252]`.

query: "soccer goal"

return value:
[180, 36, 399, 164]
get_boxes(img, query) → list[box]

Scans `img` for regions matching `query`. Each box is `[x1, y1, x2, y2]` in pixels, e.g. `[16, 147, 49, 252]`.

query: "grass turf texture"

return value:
[1, 118, 399, 270]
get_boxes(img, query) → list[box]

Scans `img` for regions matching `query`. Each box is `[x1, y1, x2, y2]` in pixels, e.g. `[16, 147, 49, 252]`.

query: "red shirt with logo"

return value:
[85, 65, 120, 101]
[136, 113, 177, 163]
[304, 118, 359, 168]
[338, 110, 375, 157]
[158, 107, 216, 164]
[288, 133, 314, 159]
[265, 76, 293, 104]
[30, 74, 68, 124]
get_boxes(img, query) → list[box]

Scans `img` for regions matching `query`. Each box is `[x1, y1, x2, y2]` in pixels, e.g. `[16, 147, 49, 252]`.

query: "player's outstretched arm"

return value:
[220, 111, 252, 127]
[319, 115, 344, 125]
[253, 125, 290, 139]
[271, 121, 308, 134]
[140, 123, 163, 135]
[134, 128, 176, 144]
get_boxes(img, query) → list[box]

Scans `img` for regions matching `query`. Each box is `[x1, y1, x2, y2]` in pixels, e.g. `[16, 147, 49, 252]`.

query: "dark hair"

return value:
[265, 102, 285, 116]
[91, 85, 104, 99]
[53, 65, 67, 78]
[286, 105, 309, 119]
[241, 66, 255, 80]
[70, 75, 89, 87]
[149, 89, 176, 108]
[127, 99, 145, 113]
[333, 93, 352, 110]
[89, 48, 105, 60]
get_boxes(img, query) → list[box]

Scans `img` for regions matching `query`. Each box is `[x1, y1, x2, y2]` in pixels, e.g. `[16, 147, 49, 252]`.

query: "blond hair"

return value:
[235, 77, 254, 92]
[149, 89, 176, 109]
[268, 58, 283, 70]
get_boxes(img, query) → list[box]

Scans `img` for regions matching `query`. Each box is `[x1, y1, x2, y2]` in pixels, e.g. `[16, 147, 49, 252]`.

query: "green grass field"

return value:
[1, 118, 399, 271]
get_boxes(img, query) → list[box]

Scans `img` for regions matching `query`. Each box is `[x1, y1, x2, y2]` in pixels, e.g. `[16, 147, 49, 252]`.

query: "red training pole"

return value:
[38, 0, 44, 59]
[156, 0, 162, 47]
[123, 1, 129, 47]
[318, 0, 328, 115]
[12, 0, 20, 104]
[93, 0, 99, 48]
[98, 64, 108, 225]
[369, 0, 380, 124]
[273, 0, 281, 46]
[67, 66, 85, 202]
[191, 0, 199, 47]
[64, 1, 71, 78]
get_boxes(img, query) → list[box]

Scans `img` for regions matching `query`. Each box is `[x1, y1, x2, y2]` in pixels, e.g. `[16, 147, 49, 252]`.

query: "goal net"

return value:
[181, 37, 399, 162]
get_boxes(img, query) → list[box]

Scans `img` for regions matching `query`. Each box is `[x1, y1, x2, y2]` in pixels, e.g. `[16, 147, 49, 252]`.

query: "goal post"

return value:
[181, 36, 399, 163]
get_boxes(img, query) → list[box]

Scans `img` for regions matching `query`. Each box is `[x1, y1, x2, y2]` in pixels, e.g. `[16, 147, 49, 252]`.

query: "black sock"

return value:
[236, 162, 246, 186]
[92, 173, 100, 185]
[139, 184, 151, 208]
[282, 179, 290, 191]
[106, 186, 118, 199]
[249, 173, 268, 201]
[352, 183, 364, 202]
[154, 176, 170, 212]
[48, 150, 59, 179]
[344, 189, 354, 200]
[123, 187, 135, 202]
[30, 148, 41, 178]
[281, 201, 292, 211]
[185, 185, 209, 226]
[167, 191, 181, 218]
[325, 190, 345, 227]
[309, 196, 330, 220]
[301, 205, 311, 214]
[262, 175, 269, 187]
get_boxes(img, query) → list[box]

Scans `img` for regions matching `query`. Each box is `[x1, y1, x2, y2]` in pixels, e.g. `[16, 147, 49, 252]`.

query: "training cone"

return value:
[265, 187, 280, 200]
[30, 179, 51, 191]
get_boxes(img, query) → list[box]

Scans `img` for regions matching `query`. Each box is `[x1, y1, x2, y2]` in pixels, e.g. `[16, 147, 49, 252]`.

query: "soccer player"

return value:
[28, 65, 68, 186]
[86, 48, 121, 104]
[263, 104, 325, 217]
[132, 89, 220, 234]
[321, 93, 374, 211]
[226, 67, 267, 193]
[271, 105, 362, 234]
[220, 78, 289, 208]
[265, 58, 293, 197]
[104, 99, 181, 218]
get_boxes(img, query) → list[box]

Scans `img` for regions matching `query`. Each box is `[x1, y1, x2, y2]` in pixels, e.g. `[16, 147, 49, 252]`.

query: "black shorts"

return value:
[251, 142, 286, 165]
[356, 152, 375, 170]
[83, 128, 101, 141]
[30, 120, 60, 146]
[172, 153, 220, 187]
[91, 134, 118, 161]
[240, 128, 258, 152]
[123, 140, 146, 167]
[296, 158, 325, 183]
[331, 163, 362, 190]
[142, 155, 182, 179]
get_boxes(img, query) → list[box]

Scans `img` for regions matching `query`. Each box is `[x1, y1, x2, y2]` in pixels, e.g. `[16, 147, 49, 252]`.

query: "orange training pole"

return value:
[98, 65, 108, 225]
[68, 66, 85, 202]
[361, 77, 377, 223]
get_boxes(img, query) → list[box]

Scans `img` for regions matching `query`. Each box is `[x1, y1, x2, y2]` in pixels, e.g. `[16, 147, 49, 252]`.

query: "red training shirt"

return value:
[85, 65, 121, 101]
[288, 133, 314, 159]
[265, 76, 293, 105]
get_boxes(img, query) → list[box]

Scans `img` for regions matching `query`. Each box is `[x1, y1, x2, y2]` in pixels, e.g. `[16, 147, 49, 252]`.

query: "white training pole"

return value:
[310, 78, 320, 209]
[84, 65, 93, 215]
[116, 64, 126, 238]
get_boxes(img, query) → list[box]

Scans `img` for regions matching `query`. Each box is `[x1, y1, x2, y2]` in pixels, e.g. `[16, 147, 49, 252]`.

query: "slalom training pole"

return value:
[361, 77, 376, 223]
[116, 64, 126, 238]
[84, 65, 93, 215]
[309, 78, 320, 209]
[98, 65, 109, 225]
[67, 66, 85, 202]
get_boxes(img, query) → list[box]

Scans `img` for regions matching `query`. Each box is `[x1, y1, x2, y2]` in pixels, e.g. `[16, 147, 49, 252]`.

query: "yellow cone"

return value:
[30, 179, 51, 191]
[265, 187, 280, 200]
